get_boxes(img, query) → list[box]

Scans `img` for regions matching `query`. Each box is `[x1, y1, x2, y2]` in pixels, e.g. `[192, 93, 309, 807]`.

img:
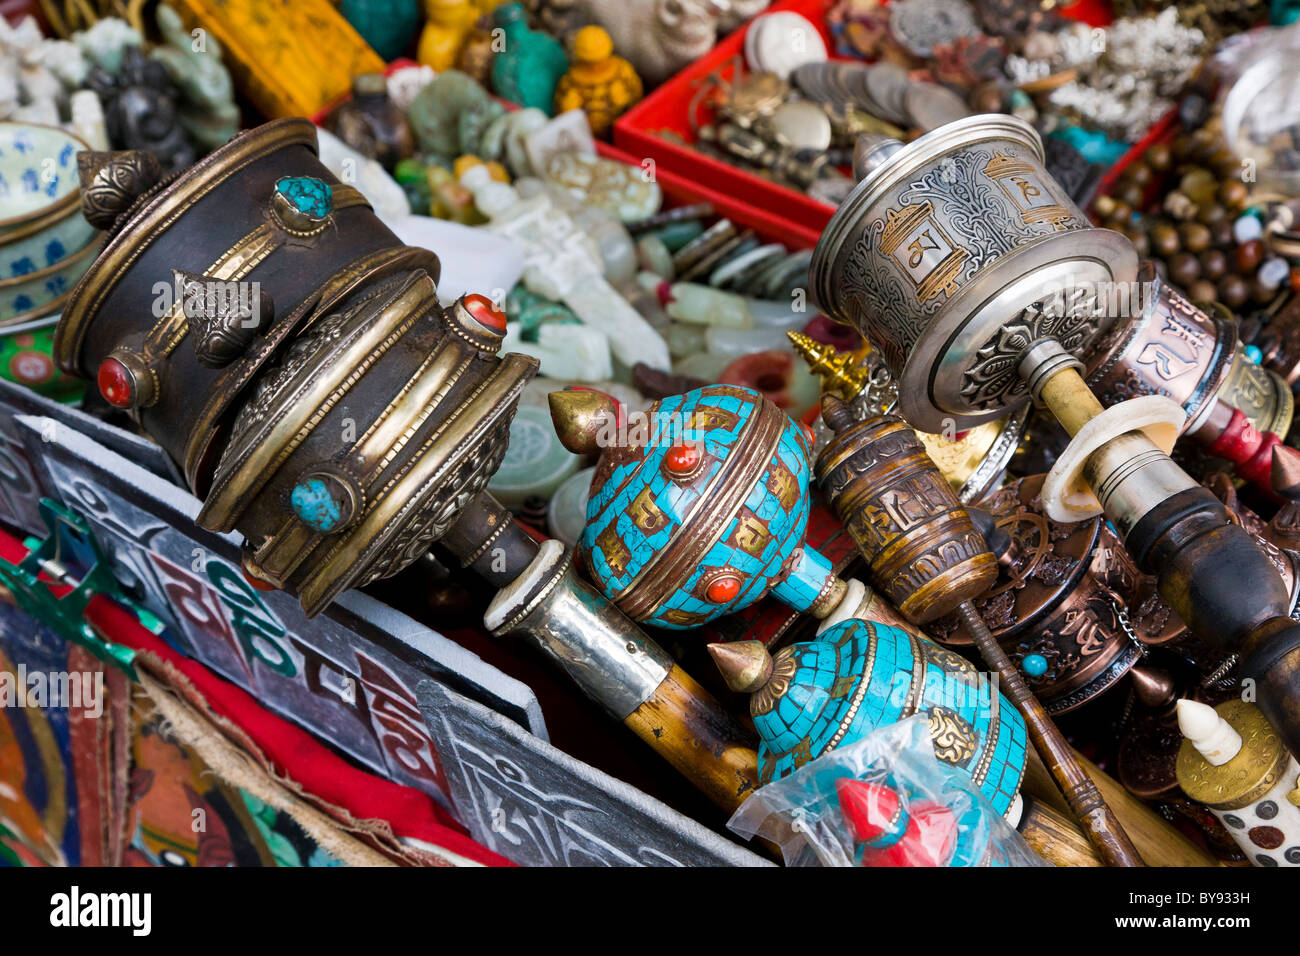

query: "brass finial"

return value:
[1272, 443, 1300, 502]
[547, 388, 622, 456]
[787, 331, 869, 400]
[707, 640, 773, 694]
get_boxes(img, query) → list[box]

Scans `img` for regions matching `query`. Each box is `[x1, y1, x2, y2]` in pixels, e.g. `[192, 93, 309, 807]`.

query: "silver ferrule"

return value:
[852, 134, 904, 182]
[1082, 431, 1200, 539]
[486, 541, 673, 720]
[1019, 338, 1084, 404]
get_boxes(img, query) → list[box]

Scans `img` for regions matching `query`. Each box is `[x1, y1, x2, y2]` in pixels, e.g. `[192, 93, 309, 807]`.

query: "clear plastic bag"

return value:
[727, 715, 1046, 867]
[1215, 22, 1300, 195]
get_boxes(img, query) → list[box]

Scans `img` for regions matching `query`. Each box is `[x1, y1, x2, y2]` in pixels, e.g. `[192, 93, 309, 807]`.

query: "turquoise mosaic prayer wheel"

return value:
[548, 384, 839, 630]
[713, 618, 1028, 814]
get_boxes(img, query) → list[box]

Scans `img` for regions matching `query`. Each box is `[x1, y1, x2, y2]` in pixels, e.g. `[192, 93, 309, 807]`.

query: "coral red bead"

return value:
[241, 560, 277, 592]
[462, 293, 507, 332]
[665, 442, 700, 474]
[96, 357, 134, 408]
[706, 575, 742, 603]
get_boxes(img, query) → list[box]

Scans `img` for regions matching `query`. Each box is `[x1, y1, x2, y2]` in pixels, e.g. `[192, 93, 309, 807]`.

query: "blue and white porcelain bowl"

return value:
[0, 123, 86, 236]
[1, 203, 97, 280]
[0, 238, 100, 325]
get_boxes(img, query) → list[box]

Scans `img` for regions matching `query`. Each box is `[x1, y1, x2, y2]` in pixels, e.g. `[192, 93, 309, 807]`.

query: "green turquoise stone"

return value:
[291, 479, 342, 532]
[276, 177, 333, 220]
[338, 0, 420, 61]
[648, 220, 704, 253]
[490, 2, 568, 114]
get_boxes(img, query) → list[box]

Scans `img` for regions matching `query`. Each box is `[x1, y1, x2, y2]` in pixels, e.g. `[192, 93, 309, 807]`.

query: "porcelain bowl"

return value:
[0, 238, 100, 325]
[0, 123, 87, 237]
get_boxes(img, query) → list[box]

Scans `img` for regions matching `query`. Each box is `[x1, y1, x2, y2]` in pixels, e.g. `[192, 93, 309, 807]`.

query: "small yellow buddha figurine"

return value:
[554, 25, 643, 137]
[418, 0, 479, 71]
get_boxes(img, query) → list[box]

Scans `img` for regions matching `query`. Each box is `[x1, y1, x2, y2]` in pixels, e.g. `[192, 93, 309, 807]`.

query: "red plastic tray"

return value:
[616, 0, 1115, 239]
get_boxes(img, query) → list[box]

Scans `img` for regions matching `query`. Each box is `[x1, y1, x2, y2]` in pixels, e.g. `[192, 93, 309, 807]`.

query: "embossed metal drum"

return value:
[1085, 263, 1236, 434]
[810, 114, 1137, 432]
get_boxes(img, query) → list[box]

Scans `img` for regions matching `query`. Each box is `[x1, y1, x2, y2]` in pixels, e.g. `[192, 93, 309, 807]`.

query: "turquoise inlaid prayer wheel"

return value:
[550, 384, 839, 630]
[727, 618, 1028, 815]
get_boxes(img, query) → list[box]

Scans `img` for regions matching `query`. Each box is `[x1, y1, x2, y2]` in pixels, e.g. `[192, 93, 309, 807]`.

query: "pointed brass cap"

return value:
[1129, 663, 1175, 710]
[76, 149, 162, 231]
[788, 331, 868, 400]
[547, 388, 622, 456]
[1272, 443, 1300, 502]
[707, 640, 773, 694]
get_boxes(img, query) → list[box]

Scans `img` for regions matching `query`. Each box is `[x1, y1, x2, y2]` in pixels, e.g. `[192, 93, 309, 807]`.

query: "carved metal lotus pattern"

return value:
[960, 285, 1102, 411]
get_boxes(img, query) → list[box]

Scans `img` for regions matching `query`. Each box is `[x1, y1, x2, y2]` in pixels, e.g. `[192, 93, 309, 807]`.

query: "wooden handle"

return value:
[623, 664, 761, 813]
[1038, 365, 1107, 436]
[956, 602, 1145, 866]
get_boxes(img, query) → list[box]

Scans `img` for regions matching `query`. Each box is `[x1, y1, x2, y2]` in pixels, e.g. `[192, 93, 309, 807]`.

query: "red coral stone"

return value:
[463, 293, 507, 332]
[664, 442, 700, 474]
[96, 357, 134, 408]
[706, 575, 742, 604]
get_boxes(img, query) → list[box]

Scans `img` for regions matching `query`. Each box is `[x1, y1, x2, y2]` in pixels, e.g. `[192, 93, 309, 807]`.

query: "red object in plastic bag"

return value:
[836, 778, 959, 867]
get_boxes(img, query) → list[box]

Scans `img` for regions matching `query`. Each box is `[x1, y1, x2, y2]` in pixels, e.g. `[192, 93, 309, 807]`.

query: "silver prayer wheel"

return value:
[810, 114, 1137, 433]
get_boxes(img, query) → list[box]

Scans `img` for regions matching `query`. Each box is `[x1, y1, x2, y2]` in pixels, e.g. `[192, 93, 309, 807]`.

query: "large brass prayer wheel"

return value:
[52, 118, 538, 616]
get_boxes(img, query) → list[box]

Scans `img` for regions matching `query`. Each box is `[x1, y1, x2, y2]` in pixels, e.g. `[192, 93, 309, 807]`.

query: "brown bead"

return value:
[1106, 200, 1133, 225]
[1180, 168, 1218, 207]
[1252, 278, 1278, 305]
[1146, 142, 1173, 171]
[1237, 239, 1266, 273]
[1115, 180, 1145, 209]
[1196, 203, 1227, 227]
[1150, 222, 1181, 257]
[1218, 274, 1250, 309]
[1179, 222, 1212, 253]
[1124, 227, 1150, 258]
[1123, 162, 1153, 188]
[1170, 252, 1202, 286]
[1218, 179, 1249, 210]
[1211, 219, 1235, 248]
[1199, 248, 1228, 280]
[1189, 279, 1219, 303]
[1291, 267, 1300, 293]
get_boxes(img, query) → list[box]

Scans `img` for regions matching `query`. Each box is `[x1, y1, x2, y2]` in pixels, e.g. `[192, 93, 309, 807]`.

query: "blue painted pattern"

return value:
[754, 618, 1027, 817]
[579, 385, 829, 629]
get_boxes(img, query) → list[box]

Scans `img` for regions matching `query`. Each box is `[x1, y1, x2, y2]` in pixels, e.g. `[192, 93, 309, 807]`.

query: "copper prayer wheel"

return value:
[929, 475, 1146, 715]
[814, 409, 997, 623]
[1084, 263, 1235, 432]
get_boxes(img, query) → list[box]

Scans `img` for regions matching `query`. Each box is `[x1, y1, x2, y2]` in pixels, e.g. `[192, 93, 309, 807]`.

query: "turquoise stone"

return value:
[276, 177, 333, 220]
[1022, 654, 1048, 678]
[1246, 344, 1264, 365]
[338, 0, 420, 61]
[291, 479, 342, 532]
[490, 2, 569, 114]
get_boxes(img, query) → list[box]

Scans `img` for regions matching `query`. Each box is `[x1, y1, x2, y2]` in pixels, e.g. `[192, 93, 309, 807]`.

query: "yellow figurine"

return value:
[417, 0, 478, 71]
[553, 25, 643, 137]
